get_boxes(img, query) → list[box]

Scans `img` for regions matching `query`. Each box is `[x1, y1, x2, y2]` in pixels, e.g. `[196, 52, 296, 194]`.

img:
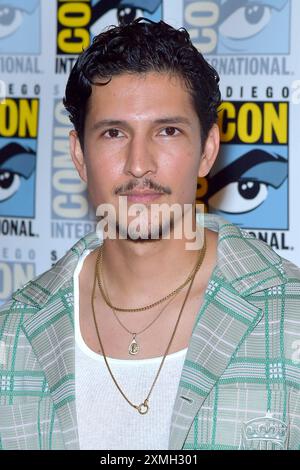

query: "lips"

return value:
[119, 191, 164, 202]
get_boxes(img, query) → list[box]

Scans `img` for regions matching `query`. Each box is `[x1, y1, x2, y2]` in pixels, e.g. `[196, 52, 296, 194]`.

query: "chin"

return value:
[116, 223, 172, 242]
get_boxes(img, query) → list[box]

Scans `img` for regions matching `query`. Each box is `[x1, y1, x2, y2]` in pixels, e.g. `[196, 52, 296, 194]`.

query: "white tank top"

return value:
[74, 249, 188, 450]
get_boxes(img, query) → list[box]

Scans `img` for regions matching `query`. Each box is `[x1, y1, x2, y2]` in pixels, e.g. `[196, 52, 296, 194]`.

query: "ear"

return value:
[69, 130, 87, 183]
[198, 123, 220, 178]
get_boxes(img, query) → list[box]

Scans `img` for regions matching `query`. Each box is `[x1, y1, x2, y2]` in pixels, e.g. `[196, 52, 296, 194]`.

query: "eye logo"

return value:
[183, 0, 290, 55]
[203, 101, 289, 230]
[207, 150, 287, 218]
[56, 0, 162, 56]
[0, 0, 41, 54]
[0, 97, 39, 218]
[90, 0, 163, 41]
[0, 143, 36, 218]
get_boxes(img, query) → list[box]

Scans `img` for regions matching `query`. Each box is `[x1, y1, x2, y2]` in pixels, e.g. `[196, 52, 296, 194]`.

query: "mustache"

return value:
[115, 177, 172, 195]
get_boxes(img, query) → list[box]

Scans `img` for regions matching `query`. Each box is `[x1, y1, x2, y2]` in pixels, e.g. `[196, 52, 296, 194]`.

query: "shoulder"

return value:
[280, 255, 300, 283]
[277, 254, 300, 333]
[256, 250, 300, 381]
[0, 255, 70, 337]
[0, 256, 73, 372]
[0, 230, 98, 331]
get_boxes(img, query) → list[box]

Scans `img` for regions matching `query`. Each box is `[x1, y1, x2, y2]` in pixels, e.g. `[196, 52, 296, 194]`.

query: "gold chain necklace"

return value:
[91, 236, 207, 415]
[100, 263, 180, 355]
[99, 240, 206, 356]
[97, 235, 206, 312]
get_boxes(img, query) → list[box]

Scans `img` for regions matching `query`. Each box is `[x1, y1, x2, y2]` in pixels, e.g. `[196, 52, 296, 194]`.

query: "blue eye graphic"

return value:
[0, 5, 24, 39]
[0, 143, 36, 203]
[219, 4, 272, 40]
[209, 180, 269, 213]
[0, 170, 21, 201]
[217, 0, 289, 48]
[207, 150, 288, 215]
[90, 0, 161, 35]
[0, 0, 39, 40]
[117, 6, 145, 25]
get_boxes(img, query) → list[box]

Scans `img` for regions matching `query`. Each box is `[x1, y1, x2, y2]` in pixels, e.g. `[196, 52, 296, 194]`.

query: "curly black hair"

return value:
[63, 17, 221, 150]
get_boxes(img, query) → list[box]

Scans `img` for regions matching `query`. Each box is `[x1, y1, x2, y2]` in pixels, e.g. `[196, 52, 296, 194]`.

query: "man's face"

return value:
[71, 71, 218, 240]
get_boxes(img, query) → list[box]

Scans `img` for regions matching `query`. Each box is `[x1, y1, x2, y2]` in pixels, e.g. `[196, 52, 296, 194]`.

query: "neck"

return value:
[95, 215, 214, 309]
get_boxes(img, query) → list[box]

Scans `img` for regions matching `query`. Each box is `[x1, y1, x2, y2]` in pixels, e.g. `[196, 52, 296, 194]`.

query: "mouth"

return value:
[119, 191, 164, 203]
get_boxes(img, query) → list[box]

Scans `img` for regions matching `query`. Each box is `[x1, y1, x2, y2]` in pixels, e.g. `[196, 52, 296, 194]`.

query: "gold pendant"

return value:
[128, 334, 139, 355]
[137, 400, 149, 415]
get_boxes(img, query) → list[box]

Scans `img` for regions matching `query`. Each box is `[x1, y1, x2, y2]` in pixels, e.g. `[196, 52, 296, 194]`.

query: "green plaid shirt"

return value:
[0, 214, 300, 450]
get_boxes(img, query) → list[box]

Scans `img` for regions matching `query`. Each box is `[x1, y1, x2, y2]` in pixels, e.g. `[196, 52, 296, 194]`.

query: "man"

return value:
[0, 18, 300, 451]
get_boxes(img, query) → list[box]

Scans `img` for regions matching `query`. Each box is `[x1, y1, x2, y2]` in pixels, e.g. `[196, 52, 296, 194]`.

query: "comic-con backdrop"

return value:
[0, 0, 299, 303]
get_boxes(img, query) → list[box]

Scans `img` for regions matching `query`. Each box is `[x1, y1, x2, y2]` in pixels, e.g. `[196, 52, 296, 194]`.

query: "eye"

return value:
[91, 6, 144, 34]
[0, 6, 24, 39]
[117, 7, 144, 25]
[103, 128, 124, 139]
[0, 170, 20, 202]
[209, 180, 268, 214]
[219, 4, 272, 39]
[159, 127, 181, 136]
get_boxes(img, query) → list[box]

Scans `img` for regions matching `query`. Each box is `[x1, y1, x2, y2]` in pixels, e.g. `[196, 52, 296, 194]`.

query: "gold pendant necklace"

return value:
[128, 333, 139, 355]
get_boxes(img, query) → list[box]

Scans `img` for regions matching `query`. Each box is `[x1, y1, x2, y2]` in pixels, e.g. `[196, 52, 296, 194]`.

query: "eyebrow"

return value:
[91, 116, 193, 132]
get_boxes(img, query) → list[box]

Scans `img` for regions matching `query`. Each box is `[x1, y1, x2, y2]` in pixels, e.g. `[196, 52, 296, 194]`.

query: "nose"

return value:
[123, 134, 157, 178]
